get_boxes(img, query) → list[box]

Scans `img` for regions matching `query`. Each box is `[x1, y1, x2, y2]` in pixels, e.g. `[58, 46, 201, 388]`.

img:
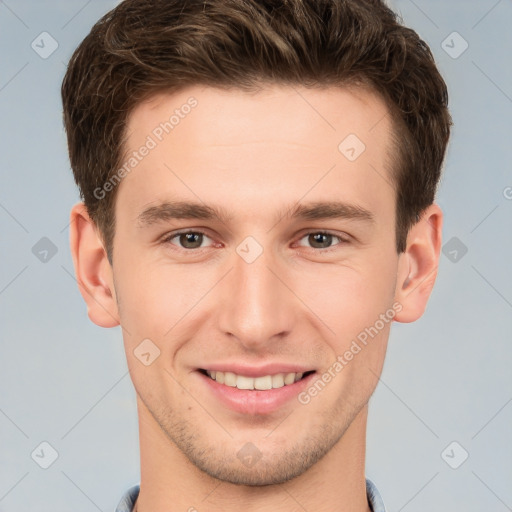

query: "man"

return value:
[61, 0, 451, 510]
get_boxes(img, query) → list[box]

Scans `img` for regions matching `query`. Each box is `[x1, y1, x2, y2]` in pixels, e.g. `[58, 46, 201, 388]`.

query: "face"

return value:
[111, 85, 403, 485]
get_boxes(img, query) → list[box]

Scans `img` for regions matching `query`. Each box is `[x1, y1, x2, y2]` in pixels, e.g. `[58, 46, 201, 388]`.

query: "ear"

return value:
[394, 203, 443, 323]
[69, 202, 120, 328]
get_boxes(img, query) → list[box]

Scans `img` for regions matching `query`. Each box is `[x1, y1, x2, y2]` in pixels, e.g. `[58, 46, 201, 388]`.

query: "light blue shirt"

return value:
[115, 478, 386, 511]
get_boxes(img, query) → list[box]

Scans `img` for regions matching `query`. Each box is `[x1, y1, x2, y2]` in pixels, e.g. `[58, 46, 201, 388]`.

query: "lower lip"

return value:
[196, 370, 316, 415]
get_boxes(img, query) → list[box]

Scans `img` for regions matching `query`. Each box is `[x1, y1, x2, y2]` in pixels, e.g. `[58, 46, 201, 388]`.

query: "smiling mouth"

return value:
[198, 369, 316, 390]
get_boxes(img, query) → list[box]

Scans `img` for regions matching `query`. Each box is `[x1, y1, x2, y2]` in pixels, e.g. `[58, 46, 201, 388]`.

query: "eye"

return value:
[162, 230, 214, 250]
[160, 229, 349, 253]
[296, 231, 349, 250]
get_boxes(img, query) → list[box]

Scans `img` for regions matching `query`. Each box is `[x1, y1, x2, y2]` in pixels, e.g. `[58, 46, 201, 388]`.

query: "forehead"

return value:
[118, 84, 395, 224]
[126, 84, 392, 150]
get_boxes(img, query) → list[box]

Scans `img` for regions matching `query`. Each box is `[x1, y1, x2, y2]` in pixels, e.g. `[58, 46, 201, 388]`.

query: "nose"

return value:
[216, 243, 297, 351]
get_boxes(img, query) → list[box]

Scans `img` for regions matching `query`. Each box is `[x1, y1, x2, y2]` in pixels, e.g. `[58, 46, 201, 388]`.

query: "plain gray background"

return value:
[1, 1, 511, 511]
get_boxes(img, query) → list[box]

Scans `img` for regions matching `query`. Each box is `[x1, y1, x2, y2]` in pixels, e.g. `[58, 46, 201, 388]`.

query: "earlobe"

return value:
[394, 203, 443, 323]
[69, 202, 120, 328]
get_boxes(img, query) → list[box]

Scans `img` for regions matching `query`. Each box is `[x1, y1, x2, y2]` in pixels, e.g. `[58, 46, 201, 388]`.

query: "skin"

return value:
[70, 84, 442, 512]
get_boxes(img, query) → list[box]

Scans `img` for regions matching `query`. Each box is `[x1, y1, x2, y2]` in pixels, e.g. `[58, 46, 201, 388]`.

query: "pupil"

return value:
[179, 233, 333, 249]
[310, 233, 331, 248]
[181, 233, 202, 248]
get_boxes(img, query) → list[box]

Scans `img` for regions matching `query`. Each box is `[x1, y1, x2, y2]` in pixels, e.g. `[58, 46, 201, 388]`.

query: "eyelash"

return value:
[160, 229, 350, 254]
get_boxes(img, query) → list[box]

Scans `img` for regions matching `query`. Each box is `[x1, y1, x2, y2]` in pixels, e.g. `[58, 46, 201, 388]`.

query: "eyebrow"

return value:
[136, 200, 375, 228]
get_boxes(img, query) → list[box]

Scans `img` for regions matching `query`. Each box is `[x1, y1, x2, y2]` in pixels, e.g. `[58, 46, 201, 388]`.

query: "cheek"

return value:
[294, 256, 397, 342]
[114, 259, 218, 341]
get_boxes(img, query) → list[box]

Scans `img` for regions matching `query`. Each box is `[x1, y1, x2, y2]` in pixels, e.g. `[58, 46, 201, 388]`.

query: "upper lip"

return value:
[198, 363, 315, 378]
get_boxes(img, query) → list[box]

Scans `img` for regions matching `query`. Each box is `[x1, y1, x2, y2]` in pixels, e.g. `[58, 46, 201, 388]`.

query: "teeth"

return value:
[271, 374, 284, 388]
[254, 375, 272, 390]
[224, 372, 236, 387]
[284, 373, 295, 385]
[236, 375, 255, 390]
[206, 370, 308, 390]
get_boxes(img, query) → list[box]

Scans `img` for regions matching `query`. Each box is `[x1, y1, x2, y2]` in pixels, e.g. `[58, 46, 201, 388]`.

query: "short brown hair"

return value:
[62, 0, 451, 261]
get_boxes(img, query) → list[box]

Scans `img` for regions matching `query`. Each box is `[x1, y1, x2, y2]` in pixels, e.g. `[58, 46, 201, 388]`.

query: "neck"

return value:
[135, 398, 371, 512]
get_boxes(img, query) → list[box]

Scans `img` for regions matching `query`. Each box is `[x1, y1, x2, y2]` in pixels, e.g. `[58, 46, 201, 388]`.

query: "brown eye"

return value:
[297, 231, 347, 250]
[308, 233, 334, 249]
[179, 232, 203, 249]
[163, 231, 214, 250]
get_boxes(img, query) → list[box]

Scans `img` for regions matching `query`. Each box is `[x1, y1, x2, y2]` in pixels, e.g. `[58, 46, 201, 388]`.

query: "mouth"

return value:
[196, 367, 317, 415]
[198, 368, 316, 390]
